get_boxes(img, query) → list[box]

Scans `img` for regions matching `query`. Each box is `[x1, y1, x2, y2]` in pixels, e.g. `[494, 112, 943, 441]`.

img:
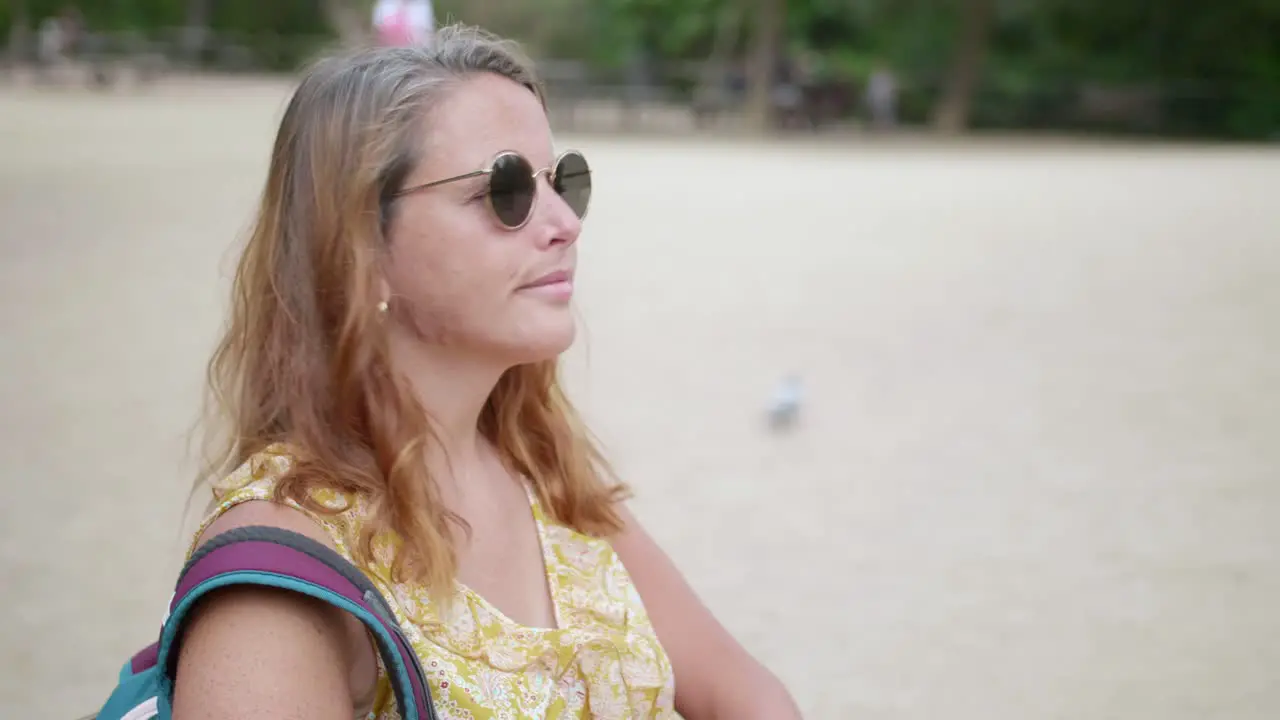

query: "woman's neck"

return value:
[386, 327, 508, 490]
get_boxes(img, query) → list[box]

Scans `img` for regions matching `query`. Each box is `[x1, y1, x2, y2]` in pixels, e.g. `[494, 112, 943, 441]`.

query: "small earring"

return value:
[376, 300, 389, 314]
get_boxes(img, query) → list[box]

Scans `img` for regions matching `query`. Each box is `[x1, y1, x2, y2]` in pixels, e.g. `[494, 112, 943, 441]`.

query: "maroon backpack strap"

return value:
[150, 525, 436, 720]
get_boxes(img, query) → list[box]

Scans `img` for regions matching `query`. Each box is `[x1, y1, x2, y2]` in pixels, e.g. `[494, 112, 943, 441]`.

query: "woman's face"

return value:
[381, 73, 583, 365]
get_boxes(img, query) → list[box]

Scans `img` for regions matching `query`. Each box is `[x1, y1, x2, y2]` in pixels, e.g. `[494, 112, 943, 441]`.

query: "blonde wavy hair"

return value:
[197, 26, 628, 596]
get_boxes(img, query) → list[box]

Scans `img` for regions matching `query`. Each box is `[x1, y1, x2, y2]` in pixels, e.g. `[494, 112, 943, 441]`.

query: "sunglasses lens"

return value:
[554, 151, 591, 220]
[488, 153, 535, 228]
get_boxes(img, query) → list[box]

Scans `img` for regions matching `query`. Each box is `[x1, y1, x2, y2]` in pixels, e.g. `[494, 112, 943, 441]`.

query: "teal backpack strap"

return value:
[98, 525, 437, 720]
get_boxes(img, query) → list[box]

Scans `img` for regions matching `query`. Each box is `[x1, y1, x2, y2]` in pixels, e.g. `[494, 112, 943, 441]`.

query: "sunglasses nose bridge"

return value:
[527, 169, 561, 222]
[528, 168, 582, 230]
[529, 166, 563, 210]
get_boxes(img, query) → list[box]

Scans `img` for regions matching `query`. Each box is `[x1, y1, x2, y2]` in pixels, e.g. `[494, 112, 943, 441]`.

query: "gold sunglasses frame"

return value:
[392, 149, 591, 230]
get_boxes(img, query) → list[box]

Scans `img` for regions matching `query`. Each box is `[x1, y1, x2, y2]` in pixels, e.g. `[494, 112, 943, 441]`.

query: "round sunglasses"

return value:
[393, 150, 591, 230]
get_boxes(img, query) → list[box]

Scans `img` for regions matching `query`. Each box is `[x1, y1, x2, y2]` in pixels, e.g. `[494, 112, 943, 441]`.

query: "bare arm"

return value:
[170, 502, 378, 720]
[611, 505, 802, 720]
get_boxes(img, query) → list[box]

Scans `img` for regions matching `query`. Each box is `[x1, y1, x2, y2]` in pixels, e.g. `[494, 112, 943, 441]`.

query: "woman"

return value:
[176, 25, 800, 720]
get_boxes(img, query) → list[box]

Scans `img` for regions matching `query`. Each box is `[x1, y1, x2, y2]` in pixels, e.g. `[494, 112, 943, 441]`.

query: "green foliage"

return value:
[1, 0, 334, 70]
[2, 0, 1276, 138]
[2, 0, 327, 34]
[590, 0, 732, 64]
[205, 0, 335, 70]
[208, 0, 332, 37]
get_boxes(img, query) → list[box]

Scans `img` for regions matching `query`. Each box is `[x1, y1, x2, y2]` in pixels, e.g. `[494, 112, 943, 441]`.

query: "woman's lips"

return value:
[518, 269, 574, 301]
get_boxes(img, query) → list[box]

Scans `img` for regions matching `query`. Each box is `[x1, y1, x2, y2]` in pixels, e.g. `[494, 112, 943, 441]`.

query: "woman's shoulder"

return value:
[207, 442, 292, 501]
[188, 443, 366, 562]
[176, 443, 381, 718]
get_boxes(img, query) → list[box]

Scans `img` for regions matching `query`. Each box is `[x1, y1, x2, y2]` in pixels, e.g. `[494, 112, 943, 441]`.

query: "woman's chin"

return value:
[500, 315, 577, 364]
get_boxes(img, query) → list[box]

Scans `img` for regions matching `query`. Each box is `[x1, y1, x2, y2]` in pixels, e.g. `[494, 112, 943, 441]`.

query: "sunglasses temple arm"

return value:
[395, 169, 490, 198]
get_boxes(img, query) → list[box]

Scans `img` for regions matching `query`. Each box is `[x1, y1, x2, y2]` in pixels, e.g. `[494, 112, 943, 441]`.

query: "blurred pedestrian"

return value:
[866, 62, 899, 131]
[34, 5, 84, 84]
[373, 0, 434, 48]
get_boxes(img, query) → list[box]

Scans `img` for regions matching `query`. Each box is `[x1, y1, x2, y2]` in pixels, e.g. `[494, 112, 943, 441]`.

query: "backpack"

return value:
[87, 525, 438, 720]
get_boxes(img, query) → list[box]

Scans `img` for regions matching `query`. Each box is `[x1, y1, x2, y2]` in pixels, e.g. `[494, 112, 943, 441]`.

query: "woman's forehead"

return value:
[415, 74, 554, 174]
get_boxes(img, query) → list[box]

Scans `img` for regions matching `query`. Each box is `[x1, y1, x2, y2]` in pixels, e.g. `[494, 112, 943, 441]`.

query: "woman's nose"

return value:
[533, 177, 581, 248]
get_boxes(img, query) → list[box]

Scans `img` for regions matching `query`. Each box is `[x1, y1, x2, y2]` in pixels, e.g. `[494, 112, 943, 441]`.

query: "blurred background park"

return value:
[4, 0, 1280, 139]
[2, 1, 1279, 719]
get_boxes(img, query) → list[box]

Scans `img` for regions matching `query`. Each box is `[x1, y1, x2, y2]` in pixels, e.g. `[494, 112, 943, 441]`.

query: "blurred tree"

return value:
[746, 0, 785, 132]
[6, 0, 31, 64]
[933, 0, 994, 133]
[179, 0, 209, 62]
[320, 0, 369, 46]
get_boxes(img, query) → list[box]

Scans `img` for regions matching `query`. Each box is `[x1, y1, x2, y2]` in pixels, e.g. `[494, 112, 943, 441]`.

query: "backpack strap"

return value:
[137, 525, 437, 720]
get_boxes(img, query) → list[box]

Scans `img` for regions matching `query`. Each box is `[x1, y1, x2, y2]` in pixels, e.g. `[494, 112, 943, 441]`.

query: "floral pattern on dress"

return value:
[189, 445, 676, 720]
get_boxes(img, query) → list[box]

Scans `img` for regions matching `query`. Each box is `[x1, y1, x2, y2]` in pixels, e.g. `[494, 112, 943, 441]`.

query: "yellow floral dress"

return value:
[188, 446, 676, 720]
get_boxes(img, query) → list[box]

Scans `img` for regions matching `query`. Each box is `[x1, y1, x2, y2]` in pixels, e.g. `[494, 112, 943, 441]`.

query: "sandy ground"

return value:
[1, 77, 1279, 719]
